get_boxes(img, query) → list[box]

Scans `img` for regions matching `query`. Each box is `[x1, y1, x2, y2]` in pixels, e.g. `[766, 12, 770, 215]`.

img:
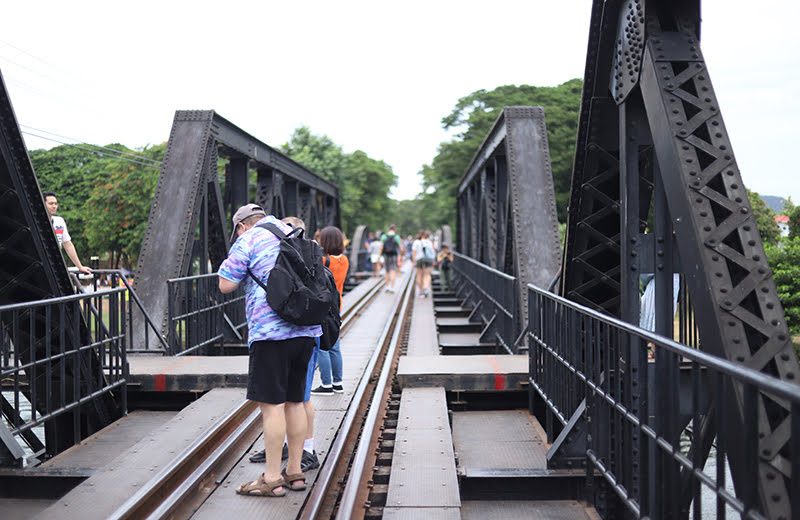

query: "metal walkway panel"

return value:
[397, 355, 528, 391]
[39, 410, 177, 472]
[437, 332, 482, 346]
[34, 388, 245, 520]
[387, 387, 460, 508]
[453, 410, 547, 476]
[461, 500, 598, 520]
[406, 287, 439, 356]
[383, 507, 461, 519]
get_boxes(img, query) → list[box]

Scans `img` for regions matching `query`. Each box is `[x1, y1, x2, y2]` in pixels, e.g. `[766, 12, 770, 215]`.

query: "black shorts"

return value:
[247, 336, 315, 404]
[384, 253, 398, 271]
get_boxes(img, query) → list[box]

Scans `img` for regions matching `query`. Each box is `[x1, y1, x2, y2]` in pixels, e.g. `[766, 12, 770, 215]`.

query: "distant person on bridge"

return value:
[412, 230, 436, 297]
[380, 224, 403, 292]
[312, 226, 349, 396]
[437, 244, 454, 292]
[368, 231, 383, 277]
[43, 191, 91, 275]
[219, 203, 319, 497]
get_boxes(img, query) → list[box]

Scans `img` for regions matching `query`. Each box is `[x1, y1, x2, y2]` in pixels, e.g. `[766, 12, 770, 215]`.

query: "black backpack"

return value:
[246, 222, 335, 327]
[383, 234, 398, 255]
[319, 255, 342, 351]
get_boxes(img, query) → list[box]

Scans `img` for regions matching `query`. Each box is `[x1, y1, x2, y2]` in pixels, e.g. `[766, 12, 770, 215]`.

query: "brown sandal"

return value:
[236, 473, 287, 497]
[281, 470, 307, 491]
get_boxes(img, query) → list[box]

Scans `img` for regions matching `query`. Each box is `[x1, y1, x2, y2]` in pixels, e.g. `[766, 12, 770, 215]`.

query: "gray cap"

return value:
[230, 203, 266, 243]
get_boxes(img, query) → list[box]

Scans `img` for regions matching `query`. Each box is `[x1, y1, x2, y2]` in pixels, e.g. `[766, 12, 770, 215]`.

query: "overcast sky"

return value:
[1, 1, 798, 203]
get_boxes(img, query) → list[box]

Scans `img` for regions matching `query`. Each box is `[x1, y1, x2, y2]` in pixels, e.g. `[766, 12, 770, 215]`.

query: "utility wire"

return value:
[21, 131, 162, 170]
[20, 124, 162, 165]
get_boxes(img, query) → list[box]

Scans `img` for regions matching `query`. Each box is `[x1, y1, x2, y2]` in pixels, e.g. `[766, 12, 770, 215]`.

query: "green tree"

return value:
[30, 143, 164, 269]
[765, 237, 800, 333]
[392, 198, 427, 237]
[84, 144, 164, 268]
[420, 79, 583, 228]
[748, 189, 781, 247]
[281, 126, 396, 235]
[30, 145, 108, 258]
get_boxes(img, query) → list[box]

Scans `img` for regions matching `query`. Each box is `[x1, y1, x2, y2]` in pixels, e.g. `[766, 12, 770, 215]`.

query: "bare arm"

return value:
[63, 241, 91, 274]
[219, 276, 239, 294]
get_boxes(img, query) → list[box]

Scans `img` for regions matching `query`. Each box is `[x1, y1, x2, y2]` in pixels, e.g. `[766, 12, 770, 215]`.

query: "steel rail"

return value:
[335, 270, 414, 519]
[300, 269, 413, 520]
[106, 399, 258, 520]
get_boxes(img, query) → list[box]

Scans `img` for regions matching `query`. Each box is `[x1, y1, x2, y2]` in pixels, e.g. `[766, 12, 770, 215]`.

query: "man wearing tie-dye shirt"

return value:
[218, 203, 320, 497]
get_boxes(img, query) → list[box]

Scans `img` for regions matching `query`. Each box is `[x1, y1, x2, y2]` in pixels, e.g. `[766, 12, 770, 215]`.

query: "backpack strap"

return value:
[256, 221, 303, 240]
[246, 221, 302, 290]
[323, 255, 331, 268]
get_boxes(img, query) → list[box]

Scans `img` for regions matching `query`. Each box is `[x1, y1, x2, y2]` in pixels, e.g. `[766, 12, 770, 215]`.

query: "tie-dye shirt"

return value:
[218, 215, 321, 346]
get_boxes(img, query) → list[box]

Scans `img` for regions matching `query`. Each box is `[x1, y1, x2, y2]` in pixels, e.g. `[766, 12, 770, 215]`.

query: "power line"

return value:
[20, 124, 162, 165]
[21, 131, 162, 170]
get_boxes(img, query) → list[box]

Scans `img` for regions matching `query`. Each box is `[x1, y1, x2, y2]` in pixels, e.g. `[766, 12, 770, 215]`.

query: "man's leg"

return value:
[260, 402, 287, 485]
[284, 401, 307, 475]
[304, 401, 315, 441]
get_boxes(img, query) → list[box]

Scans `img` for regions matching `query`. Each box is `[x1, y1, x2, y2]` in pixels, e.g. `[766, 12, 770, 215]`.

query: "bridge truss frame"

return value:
[133, 111, 339, 350]
[556, 0, 800, 517]
[456, 106, 562, 339]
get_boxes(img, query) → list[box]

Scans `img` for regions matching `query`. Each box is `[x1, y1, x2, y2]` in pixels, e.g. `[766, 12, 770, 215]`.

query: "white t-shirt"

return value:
[51, 215, 70, 249]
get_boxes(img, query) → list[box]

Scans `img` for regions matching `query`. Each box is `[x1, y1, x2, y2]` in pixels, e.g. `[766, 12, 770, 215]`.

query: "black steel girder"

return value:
[133, 111, 340, 350]
[560, 1, 800, 517]
[0, 69, 120, 457]
[456, 106, 562, 325]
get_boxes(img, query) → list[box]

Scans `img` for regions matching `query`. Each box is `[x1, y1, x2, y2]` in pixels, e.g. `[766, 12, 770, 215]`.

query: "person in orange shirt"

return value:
[312, 226, 349, 395]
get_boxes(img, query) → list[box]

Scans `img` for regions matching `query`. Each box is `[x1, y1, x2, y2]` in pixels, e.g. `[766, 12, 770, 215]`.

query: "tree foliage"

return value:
[765, 237, 800, 333]
[418, 79, 583, 228]
[30, 143, 163, 269]
[281, 126, 397, 236]
[84, 144, 164, 268]
[30, 145, 105, 258]
[747, 189, 780, 247]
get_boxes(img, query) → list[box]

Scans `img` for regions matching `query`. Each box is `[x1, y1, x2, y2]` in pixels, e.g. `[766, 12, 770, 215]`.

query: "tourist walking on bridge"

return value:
[412, 230, 436, 297]
[380, 224, 403, 292]
[218, 204, 319, 497]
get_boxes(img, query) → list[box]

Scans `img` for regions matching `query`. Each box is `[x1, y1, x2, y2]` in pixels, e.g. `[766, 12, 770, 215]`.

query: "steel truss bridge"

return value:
[1, 1, 799, 518]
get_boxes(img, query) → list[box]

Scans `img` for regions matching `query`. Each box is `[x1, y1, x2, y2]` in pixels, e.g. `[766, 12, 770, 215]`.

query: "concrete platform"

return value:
[397, 355, 529, 391]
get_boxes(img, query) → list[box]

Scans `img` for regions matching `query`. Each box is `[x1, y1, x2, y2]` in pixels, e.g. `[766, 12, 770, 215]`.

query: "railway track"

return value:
[106, 272, 414, 520]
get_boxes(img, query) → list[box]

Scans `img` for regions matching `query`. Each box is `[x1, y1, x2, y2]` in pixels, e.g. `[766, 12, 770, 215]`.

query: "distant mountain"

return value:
[761, 195, 787, 214]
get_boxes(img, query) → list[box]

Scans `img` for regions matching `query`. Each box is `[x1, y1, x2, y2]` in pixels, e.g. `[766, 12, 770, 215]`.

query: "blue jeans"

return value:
[304, 340, 320, 401]
[316, 338, 342, 386]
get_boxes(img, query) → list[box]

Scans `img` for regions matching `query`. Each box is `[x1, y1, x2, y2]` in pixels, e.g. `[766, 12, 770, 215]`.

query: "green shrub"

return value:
[765, 237, 800, 333]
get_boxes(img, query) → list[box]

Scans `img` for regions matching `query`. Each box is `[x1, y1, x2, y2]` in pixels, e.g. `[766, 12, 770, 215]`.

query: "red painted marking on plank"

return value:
[154, 374, 166, 392]
[487, 355, 506, 390]
[160, 356, 196, 374]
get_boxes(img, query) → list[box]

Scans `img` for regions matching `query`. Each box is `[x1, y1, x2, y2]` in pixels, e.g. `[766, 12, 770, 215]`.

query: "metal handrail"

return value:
[90, 269, 170, 352]
[527, 283, 800, 519]
[1, 287, 128, 465]
[452, 251, 519, 353]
